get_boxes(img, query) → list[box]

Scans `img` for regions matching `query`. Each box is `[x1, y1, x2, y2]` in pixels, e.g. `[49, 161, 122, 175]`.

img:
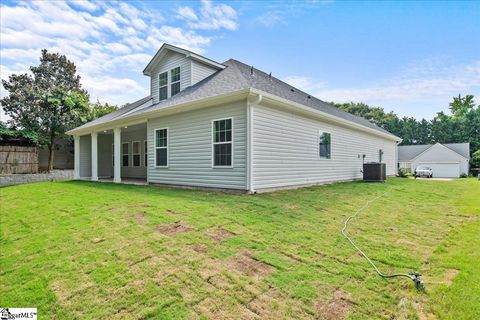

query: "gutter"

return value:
[248, 88, 401, 142]
[68, 87, 400, 143]
[66, 89, 251, 136]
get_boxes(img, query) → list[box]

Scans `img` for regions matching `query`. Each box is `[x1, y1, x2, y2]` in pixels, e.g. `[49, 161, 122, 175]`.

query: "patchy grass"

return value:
[0, 178, 478, 319]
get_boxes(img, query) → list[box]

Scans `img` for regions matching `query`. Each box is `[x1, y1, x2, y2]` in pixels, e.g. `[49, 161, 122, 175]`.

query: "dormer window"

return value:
[159, 72, 168, 101]
[170, 67, 181, 96]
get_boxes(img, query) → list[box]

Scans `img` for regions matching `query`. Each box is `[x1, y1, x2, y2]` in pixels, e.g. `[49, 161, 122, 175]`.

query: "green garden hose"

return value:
[341, 186, 424, 290]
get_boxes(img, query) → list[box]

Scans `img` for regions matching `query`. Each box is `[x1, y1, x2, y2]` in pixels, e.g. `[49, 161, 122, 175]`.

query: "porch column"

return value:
[113, 127, 121, 183]
[74, 135, 80, 179]
[91, 132, 98, 181]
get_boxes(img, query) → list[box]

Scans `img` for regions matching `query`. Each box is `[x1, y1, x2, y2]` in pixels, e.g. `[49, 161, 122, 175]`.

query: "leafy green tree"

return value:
[83, 101, 118, 123]
[471, 150, 480, 168]
[449, 94, 476, 118]
[1, 50, 89, 171]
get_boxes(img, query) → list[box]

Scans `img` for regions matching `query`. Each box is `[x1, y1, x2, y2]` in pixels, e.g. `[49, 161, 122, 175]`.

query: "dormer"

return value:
[143, 44, 225, 104]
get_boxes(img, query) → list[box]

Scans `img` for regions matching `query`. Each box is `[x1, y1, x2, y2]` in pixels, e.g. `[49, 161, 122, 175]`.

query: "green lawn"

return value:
[1, 178, 479, 319]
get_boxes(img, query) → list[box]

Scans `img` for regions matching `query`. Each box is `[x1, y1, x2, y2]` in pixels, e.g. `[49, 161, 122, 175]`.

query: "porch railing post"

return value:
[91, 132, 98, 181]
[113, 127, 121, 183]
[74, 135, 80, 179]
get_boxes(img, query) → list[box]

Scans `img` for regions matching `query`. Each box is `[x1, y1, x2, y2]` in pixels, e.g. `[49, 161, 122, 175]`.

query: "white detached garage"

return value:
[398, 143, 470, 178]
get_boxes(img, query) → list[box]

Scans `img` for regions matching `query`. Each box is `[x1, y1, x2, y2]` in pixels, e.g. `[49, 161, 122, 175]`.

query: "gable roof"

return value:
[135, 59, 396, 137]
[143, 43, 225, 76]
[68, 48, 399, 140]
[398, 143, 470, 161]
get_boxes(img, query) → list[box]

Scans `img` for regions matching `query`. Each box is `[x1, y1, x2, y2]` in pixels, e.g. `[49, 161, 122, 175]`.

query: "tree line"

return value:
[1, 49, 479, 171]
[333, 97, 479, 167]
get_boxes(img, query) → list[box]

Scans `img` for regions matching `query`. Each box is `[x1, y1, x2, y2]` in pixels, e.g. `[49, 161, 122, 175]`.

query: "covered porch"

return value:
[73, 123, 148, 184]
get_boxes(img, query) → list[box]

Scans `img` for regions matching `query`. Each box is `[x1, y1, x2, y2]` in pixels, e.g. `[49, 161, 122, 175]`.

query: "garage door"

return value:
[419, 163, 460, 178]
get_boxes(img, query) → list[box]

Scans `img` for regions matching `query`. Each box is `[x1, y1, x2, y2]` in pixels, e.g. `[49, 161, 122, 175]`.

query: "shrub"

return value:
[460, 173, 468, 178]
[398, 168, 408, 177]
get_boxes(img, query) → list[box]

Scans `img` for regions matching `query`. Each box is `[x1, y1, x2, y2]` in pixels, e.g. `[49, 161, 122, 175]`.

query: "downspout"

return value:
[247, 93, 263, 194]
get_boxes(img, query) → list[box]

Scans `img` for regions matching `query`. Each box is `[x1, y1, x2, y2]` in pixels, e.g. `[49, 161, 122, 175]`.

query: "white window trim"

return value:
[159, 71, 168, 101]
[154, 127, 169, 168]
[132, 141, 141, 167]
[170, 66, 181, 96]
[122, 142, 130, 167]
[318, 130, 332, 160]
[212, 117, 234, 169]
[144, 140, 148, 167]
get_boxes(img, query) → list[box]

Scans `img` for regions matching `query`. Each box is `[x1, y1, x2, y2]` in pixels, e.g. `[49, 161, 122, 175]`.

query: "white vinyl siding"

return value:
[147, 101, 247, 189]
[191, 60, 218, 85]
[251, 103, 396, 190]
[79, 134, 91, 178]
[150, 51, 191, 104]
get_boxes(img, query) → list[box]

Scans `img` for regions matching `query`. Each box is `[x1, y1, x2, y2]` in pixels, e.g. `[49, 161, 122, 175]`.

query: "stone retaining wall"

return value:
[0, 170, 74, 187]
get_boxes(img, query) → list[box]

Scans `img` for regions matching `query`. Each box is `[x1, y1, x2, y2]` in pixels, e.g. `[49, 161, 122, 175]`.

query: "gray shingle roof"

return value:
[398, 143, 470, 161]
[71, 58, 397, 138]
[72, 96, 152, 132]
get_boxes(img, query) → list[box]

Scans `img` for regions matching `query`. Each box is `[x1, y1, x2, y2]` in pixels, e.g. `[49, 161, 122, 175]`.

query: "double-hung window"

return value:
[144, 140, 148, 167]
[122, 142, 129, 166]
[155, 128, 168, 167]
[212, 118, 233, 167]
[132, 141, 140, 167]
[319, 131, 331, 159]
[159, 72, 168, 101]
[170, 67, 180, 96]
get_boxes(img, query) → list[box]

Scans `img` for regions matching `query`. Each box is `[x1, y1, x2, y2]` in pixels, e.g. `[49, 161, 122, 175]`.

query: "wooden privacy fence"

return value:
[0, 145, 38, 174]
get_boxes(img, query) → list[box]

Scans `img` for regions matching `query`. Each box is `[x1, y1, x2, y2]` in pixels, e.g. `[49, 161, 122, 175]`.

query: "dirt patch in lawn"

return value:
[442, 269, 459, 285]
[396, 238, 416, 246]
[92, 237, 104, 244]
[204, 228, 236, 241]
[125, 211, 147, 224]
[166, 209, 182, 215]
[412, 301, 437, 320]
[156, 221, 193, 235]
[313, 289, 354, 320]
[192, 244, 209, 253]
[229, 251, 274, 277]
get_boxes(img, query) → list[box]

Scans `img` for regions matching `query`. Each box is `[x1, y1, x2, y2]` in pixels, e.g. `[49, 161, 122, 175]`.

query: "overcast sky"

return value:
[1, 0, 479, 121]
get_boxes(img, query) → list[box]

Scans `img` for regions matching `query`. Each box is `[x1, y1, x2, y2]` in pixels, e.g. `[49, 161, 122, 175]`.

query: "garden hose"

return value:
[341, 186, 424, 291]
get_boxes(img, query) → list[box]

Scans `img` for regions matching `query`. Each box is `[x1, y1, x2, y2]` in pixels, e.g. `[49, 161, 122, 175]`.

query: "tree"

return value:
[1, 50, 89, 171]
[471, 150, 480, 168]
[83, 101, 118, 123]
[449, 94, 476, 118]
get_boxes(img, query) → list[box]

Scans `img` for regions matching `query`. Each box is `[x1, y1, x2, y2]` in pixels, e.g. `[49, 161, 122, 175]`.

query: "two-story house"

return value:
[67, 43, 401, 192]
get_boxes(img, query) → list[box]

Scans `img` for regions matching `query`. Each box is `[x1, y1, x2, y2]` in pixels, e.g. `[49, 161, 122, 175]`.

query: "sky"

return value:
[1, 0, 479, 121]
